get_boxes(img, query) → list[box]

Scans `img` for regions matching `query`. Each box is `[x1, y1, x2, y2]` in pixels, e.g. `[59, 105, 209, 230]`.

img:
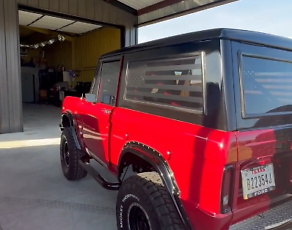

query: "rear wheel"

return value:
[116, 172, 185, 230]
[60, 127, 87, 180]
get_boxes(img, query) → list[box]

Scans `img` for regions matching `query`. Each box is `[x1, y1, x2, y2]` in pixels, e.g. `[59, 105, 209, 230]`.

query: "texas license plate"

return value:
[241, 164, 276, 200]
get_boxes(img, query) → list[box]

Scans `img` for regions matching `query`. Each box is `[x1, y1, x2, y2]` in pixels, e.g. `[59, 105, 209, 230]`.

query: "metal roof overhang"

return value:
[106, 0, 238, 26]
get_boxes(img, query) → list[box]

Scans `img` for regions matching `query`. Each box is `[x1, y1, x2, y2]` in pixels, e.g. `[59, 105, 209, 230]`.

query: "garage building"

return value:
[0, 0, 236, 134]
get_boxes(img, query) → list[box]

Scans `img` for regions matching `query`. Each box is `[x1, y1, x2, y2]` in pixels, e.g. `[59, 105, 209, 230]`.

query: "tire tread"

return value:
[61, 128, 87, 180]
[117, 172, 184, 230]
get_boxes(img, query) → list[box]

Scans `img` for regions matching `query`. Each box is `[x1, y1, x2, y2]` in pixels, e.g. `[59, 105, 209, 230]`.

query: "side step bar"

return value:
[79, 160, 120, 190]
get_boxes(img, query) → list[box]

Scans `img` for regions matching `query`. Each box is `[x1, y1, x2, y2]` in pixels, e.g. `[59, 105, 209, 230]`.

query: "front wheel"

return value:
[60, 127, 87, 180]
[116, 172, 185, 230]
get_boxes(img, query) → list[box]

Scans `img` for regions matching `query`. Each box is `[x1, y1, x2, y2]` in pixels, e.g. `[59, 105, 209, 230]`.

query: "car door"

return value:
[82, 58, 122, 166]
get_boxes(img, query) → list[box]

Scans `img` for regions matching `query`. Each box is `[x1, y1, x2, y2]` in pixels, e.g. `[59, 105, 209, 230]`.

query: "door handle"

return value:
[101, 108, 111, 114]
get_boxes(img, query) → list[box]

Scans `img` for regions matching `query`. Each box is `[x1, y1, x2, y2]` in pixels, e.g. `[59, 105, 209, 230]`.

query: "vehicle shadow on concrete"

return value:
[0, 140, 117, 230]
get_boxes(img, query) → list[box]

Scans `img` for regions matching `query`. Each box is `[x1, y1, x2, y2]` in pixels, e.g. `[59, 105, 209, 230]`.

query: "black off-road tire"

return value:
[116, 172, 185, 230]
[60, 127, 87, 180]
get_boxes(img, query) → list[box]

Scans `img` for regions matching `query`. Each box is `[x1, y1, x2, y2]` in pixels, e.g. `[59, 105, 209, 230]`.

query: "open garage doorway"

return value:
[18, 8, 122, 132]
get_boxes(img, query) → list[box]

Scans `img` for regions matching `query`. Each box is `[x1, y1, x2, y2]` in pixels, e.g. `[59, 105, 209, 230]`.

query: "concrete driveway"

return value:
[0, 104, 117, 230]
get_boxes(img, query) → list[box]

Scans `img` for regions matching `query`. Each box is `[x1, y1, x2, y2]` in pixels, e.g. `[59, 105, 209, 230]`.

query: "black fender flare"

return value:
[118, 141, 193, 230]
[60, 111, 82, 150]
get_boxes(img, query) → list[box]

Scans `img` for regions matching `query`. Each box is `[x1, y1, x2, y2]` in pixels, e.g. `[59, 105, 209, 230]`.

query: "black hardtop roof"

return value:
[101, 28, 292, 58]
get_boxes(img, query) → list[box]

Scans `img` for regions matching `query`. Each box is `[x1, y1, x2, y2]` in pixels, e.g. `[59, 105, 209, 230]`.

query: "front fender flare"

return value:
[60, 111, 81, 150]
[118, 141, 192, 230]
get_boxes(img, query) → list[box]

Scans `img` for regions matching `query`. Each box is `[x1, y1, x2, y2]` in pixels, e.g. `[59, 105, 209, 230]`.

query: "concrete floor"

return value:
[0, 104, 117, 230]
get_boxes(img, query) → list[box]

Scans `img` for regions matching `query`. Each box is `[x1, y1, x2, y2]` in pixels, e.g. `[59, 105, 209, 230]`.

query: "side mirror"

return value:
[85, 93, 96, 103]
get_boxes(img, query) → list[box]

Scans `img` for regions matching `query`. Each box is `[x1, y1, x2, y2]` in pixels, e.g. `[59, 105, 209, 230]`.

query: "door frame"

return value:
[84, 55, 124, 167]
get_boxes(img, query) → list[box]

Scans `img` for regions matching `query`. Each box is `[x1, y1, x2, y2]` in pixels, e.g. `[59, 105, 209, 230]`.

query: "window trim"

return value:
[238, 52, 292, 119]
[90, 62, 102, 96]
[97, 59, 121, 105]
[122, 51, 207, 115]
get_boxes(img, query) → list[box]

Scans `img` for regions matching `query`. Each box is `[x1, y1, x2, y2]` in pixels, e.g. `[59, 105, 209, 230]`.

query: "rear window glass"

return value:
[124, 55, 204, 112]
[241, 55, 292, 116]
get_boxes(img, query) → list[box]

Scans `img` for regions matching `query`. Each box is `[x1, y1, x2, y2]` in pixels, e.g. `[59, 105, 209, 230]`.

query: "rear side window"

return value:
[124, 54, 204, 113]
[240, 54, 292, 117]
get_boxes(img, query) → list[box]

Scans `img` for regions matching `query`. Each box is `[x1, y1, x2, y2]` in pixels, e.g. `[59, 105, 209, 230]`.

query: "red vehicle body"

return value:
[60, 29, 292, 230]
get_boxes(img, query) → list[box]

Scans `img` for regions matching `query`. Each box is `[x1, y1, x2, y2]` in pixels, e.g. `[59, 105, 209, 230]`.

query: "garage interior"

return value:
[18, 9, 121, 131]
[0, 0, 237, 229]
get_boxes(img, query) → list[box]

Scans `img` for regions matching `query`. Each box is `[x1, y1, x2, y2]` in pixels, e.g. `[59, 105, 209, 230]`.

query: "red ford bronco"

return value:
[59, 28, 292, 230]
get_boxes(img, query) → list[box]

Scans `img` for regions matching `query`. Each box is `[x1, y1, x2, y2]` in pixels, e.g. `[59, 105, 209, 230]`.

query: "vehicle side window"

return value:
[124, 55, 203, 113]
[240, 54, 292, 117]
[98, 60, 121, 105]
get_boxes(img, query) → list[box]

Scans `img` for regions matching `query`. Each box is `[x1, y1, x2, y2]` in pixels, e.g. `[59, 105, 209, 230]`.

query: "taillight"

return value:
[221, 165, 233, 214]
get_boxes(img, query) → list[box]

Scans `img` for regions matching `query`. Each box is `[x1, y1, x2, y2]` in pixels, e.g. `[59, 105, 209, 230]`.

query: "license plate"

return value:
[241, 164, 276, 200]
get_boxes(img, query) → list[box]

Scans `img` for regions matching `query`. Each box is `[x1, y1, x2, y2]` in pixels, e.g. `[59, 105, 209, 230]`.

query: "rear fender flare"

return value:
[60, 111, 82, 150]
[118, 141, 192, 230]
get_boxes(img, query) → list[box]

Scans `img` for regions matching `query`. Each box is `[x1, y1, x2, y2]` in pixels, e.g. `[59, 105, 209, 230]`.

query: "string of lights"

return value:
[20, 34, 66, 49]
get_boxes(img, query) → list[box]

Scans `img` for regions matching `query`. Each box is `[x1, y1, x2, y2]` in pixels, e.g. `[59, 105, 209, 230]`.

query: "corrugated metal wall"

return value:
[22, 48, 39, 63]
[0, 0, 23, 134]
[0, 0, 9, 134]
[17, 0, 136, 32]
[44, 41, 72, 70]
[74, 27, 121, 82]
